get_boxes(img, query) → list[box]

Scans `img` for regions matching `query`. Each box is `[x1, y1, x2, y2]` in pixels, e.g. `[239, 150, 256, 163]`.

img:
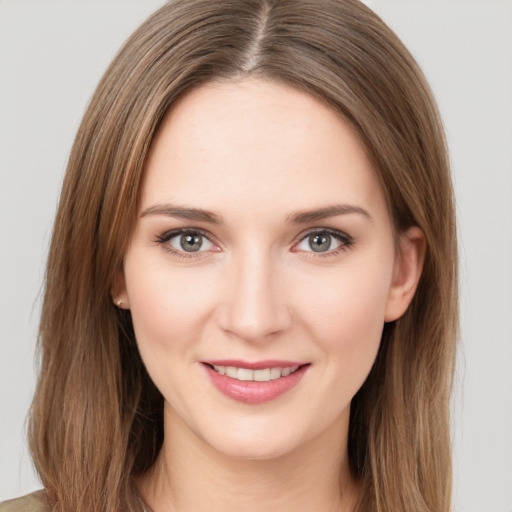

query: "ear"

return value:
[384, 226, 426, 322]
[111, 268, 130, 309]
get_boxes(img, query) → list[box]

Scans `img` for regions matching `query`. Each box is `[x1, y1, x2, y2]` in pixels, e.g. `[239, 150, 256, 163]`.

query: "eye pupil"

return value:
[180, 233, 203, 252]
[309, 234, 331, 252]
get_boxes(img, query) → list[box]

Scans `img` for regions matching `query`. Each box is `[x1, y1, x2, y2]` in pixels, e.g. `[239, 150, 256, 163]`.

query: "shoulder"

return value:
[0, 491, 51, 512]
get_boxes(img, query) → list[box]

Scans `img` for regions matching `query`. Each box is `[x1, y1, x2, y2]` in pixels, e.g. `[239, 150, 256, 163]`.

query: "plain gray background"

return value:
[1, 1, 511, 511]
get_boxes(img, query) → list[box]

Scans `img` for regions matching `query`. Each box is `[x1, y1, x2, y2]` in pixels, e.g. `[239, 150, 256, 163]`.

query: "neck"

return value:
[138, 405, 359, 512]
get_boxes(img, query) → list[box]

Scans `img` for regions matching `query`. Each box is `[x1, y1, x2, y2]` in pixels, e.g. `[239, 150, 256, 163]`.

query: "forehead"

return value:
[140, 78, 387, 222]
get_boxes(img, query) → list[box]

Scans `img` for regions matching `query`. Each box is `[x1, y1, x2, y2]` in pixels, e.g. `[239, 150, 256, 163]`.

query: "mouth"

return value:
[205, 363, 301, 382]
[201, 360, 310, 404]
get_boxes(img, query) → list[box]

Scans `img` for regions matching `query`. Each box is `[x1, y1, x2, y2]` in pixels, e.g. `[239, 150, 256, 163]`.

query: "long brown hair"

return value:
[28, 1, 458, 511]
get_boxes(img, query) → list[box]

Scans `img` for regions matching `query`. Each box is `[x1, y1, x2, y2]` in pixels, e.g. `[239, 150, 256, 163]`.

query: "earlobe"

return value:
[384, 226, 426, 322]
[111, 269, 130, 309]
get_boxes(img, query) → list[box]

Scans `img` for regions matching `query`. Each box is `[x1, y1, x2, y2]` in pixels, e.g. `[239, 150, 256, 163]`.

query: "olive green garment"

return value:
[0, 491, 50, 512]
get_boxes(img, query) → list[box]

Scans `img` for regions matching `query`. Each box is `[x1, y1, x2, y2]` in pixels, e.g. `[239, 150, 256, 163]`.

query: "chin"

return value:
[197, 420, 305, 462]
[210, 436, 298, 462]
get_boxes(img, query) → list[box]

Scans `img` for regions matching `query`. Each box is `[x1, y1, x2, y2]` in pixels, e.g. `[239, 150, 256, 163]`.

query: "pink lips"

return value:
[202, 360, 309, 404]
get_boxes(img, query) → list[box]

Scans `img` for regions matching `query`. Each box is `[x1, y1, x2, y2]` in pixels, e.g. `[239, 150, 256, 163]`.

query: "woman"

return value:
[0, 0, 458, 511]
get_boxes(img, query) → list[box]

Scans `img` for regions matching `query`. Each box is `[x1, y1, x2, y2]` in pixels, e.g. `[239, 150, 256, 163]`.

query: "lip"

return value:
[204, 359, 306, 370]
[201, 360, 310, 404]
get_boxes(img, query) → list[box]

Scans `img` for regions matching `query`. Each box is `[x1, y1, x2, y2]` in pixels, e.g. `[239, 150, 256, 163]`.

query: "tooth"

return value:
[213, 364, 301, 381]
[253, 368, 271, 382]
[237, 368, 254, 381]
[213, 365, 226, 375]
[225, 366, 238, 378]
[269, 368, 281, 380]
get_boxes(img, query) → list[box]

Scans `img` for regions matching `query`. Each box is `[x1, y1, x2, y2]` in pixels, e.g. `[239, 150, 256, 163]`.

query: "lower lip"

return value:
[203, 364, 309, 404]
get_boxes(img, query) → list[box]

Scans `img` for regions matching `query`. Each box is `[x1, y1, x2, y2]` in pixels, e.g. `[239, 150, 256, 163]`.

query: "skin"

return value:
[116, 79, 425, 512]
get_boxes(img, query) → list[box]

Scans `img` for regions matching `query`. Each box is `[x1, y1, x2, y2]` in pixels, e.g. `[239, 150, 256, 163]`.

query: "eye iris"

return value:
[180, 233, 203, 252]
[309, 233, 331, 252]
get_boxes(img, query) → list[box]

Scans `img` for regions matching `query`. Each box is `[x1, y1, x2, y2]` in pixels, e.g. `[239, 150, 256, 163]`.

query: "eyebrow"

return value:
[140, 203, 371, 225]
[287, 204, 372, 224]
[140, 204, 224, 224]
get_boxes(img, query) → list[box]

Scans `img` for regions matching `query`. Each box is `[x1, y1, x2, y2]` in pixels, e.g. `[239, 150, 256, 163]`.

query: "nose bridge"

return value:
[220, 243, 289, 341]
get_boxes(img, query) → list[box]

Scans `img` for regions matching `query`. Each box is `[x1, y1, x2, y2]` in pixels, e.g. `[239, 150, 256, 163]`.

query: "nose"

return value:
[217, 248, 291, 342]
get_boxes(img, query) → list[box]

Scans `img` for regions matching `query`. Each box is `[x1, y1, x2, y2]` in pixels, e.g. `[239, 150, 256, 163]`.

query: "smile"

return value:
[202, 361, 309, 404]
[210, 365, 300, 382]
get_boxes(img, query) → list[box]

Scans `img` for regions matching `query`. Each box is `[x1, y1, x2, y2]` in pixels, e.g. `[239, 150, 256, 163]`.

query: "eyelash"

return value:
[154, 228, 354, 259]
[293, 228, 354, 258]
[155, 228, 217, 260]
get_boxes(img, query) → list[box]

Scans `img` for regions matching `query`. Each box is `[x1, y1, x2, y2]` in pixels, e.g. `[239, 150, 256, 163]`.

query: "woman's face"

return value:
[120, 79, 421, 460]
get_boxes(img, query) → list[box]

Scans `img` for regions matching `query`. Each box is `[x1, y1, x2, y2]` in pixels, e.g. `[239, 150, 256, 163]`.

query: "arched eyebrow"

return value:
[140, 204, 224, 225]
[287, 204, 372, 224]
[140, 203, 371, 225]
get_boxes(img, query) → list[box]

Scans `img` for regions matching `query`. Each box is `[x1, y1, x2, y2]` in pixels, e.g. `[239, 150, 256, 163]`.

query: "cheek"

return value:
[296, 259, 393, 387]
[123, 255, 216, 360]
[300, 259, 391, 335]
[123, 254, 223, 416]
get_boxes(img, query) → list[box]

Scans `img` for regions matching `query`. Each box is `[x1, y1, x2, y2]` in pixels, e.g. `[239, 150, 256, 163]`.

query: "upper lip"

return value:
[202, 359, 308, 370]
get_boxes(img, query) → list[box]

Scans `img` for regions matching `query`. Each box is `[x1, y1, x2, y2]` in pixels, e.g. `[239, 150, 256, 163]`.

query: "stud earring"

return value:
[116, 298, 124, 307]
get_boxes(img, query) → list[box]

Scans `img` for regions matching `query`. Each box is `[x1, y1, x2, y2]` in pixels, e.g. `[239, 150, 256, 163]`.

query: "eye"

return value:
[294, 229, 352, 254]
[170, 232, 212, 252]
[156, 229, 217, 255]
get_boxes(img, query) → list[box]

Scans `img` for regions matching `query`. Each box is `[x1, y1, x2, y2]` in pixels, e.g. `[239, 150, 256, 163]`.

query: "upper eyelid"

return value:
[157, 227, 215, 242]
[157, 226, 351, 238]
[293, 227, 353, 244]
